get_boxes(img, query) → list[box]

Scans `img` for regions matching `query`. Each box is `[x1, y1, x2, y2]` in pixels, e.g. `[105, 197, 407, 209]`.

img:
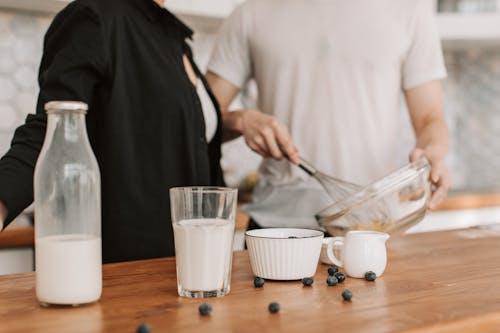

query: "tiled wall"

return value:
[443, 47, 500, 190]
[0, 11, 51, 154]
[0, 10, 499, 192]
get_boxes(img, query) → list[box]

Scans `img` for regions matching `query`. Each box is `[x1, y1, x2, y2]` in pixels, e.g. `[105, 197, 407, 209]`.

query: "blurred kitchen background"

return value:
[0, 0, 499, 273]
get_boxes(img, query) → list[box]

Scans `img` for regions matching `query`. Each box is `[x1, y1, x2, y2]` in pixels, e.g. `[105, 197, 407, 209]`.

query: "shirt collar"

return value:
[137, 0, 193, 40]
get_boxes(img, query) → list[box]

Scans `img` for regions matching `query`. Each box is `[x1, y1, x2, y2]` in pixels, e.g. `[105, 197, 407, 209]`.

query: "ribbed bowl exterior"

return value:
[246, 236, 323, 280]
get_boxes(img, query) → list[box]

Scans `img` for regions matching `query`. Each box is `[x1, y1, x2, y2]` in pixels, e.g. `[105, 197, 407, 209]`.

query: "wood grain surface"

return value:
[0, 227, 34, 249]
[435, 192, 500, 210]
[1, 228, 500, 333]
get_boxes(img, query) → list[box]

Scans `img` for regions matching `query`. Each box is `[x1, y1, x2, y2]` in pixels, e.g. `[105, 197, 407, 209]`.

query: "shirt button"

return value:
[200, 136, 205, 143]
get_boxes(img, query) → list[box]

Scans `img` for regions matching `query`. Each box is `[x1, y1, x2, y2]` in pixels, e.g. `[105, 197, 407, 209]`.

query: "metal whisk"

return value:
[296, 157, 361, 204]
[295, 157, 389, 231]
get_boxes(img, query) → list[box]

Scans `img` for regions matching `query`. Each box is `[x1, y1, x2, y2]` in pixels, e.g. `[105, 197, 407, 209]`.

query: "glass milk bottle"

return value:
[34, 101, 102, 306]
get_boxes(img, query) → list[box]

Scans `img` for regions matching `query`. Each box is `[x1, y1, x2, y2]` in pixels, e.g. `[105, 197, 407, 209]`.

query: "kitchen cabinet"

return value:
[172, 0, 500, 43]
[0, 248, 33, 275]
[0, 0, 244, 20]
[0, 219, 34, 275]
[436, 0, 500, 46]
[1, 229, 500, 332]
[166, 0, 243, 19]
[5, 0, 500, 43]
[0, 0, 243, 32]
[406, 192, 500, 234]
[0, 0, 68, 13]
[166, 0, 243, 33]
[174, 0, 500, 42]
[438, 13, 500, 41]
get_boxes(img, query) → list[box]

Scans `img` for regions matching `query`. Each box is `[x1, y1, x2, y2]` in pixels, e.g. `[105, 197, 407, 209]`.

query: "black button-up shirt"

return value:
[0, 0, 224, 263]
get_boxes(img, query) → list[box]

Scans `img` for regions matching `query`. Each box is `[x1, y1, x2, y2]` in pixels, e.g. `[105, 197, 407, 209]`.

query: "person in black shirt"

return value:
[0, 0, 231, 263]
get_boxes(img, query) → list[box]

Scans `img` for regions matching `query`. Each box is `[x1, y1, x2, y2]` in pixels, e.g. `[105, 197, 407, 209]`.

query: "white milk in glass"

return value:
[173, 219, 234, 293]
[36, 234, 102, 305]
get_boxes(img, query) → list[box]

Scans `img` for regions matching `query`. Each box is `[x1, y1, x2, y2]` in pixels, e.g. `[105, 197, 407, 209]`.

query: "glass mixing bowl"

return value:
[316, 157, 431, 236]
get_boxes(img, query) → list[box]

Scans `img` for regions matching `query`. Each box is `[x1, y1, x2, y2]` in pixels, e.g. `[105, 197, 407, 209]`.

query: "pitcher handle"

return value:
[326, 236, 344, 268]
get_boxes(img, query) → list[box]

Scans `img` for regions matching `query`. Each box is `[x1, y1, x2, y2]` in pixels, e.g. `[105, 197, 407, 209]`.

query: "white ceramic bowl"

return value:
[245, 228, 324, 280]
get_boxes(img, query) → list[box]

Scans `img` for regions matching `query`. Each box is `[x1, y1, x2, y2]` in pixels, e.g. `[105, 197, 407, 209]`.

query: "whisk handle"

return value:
[297, 157, 317, 176]
[280, 146, 317, 176]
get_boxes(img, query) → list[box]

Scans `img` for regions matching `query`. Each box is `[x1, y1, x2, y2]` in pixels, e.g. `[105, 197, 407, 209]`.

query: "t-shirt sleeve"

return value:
[0, 2, 106, 229]
[402, 0, 447, 90]
[207, 4, 252, 89]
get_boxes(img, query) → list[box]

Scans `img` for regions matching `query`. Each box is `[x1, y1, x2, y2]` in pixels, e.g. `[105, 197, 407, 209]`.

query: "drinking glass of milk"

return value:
[34, 101, 102, 307]
[170, 187, 237, 298]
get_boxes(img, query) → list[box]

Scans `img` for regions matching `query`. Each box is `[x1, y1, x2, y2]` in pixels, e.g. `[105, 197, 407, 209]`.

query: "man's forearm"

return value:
[221, 110, 245, 142]
[414, 117, 449, 155]
[406, 80, 448, 154]
[406, 81, 451, 208]
[205, 71, 244, 142]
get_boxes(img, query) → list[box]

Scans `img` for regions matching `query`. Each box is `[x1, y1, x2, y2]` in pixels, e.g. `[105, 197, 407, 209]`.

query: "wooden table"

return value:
[1, 228, 500, 333]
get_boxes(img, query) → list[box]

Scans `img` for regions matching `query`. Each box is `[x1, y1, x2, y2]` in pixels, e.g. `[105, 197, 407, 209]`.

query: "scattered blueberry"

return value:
[288, 236, 298, 239]
[254, 277, 265, 288]
[302, 277, 314, 286]
[136, 323, 151, 333]
[327, 266, 339, 276]
[342, 290, 353, 301]
[198, 303, 212, 316]
[365, 271, 377, 281]
[334, 272, 346, 283]
[326, 275, 338, 286]
[268, 302, 280, 313]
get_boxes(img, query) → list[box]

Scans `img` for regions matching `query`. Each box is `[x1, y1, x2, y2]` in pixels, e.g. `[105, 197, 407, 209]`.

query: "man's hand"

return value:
[241, 110, 299, 163]
[405, 80, 451, 210]
[206, 71, 300, 164]
[410, 146, 451, 210]
[0, 200, 7, 231]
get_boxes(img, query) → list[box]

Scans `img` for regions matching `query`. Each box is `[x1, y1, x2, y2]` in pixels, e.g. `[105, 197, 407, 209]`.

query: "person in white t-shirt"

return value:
[206, 0, 451, 229]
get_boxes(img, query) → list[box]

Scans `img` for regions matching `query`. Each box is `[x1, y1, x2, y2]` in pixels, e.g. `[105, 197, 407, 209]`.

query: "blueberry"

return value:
[327, 266, 339, 276]
[268, 302, 280, 313]
[136, 323, 151, 333]
[254, 277, 265, 288]
[342, 289, 353, 301]
[334, 272, 346, 283]
[364, 271, 377, 281]
[198, 303, 212, 316]
[288, 236, 298, 239]
[326, 275, 338, 286]
[302, 277, 314, 286]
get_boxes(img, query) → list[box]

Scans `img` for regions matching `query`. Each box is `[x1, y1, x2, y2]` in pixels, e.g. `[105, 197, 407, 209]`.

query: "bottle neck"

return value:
[46, 111, 89, 145]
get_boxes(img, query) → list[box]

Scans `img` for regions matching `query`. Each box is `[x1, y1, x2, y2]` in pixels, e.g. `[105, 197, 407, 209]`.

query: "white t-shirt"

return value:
[208, 0, 447, 228]
[197, 81, 218, 143]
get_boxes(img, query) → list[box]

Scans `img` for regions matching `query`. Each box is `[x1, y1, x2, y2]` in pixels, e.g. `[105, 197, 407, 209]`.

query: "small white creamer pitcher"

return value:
[325, 231, 390, 278]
